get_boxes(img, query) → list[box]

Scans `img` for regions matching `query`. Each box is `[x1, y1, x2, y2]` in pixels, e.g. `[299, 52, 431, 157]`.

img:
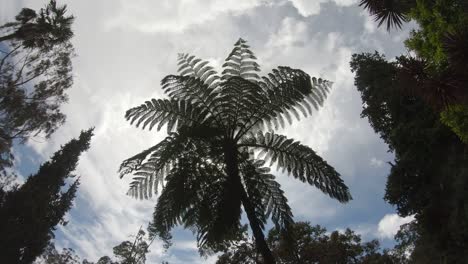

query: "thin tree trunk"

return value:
[0, 33, 16, 43]
[223, 140, 276, 264]
[239, 185, 276, 264]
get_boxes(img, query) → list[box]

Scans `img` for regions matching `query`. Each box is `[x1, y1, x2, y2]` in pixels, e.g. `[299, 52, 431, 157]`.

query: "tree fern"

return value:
[120, 38, 351, 264]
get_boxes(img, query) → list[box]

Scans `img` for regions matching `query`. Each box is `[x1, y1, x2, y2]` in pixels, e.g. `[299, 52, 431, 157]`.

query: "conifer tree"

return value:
[0, 128, 93, 263]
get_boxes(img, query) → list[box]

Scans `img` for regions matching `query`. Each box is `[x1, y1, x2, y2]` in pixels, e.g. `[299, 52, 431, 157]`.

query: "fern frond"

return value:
[119, 132, 193, 198]
[177, 53, 221, 89]
[161, 75, 225, 128]
[217, 77, 265, 133]
[241, 159, 294, 233]
[235, 67, 332, 139]
[118, 144, 161, 178]
[222, 38, 260, 82]
[240, 132, 352, 202]
[125, 99, 213, 133]
[150, 153, 241, 252]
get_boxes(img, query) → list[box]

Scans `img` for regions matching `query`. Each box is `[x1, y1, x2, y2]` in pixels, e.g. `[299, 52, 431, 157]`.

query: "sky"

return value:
[2, 0, 415, 263]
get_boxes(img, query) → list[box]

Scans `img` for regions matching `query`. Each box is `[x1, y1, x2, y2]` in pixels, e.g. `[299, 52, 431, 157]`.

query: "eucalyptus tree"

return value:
[0, 0, 74, 50]
[0, 0, 75, 174]
[119, 39, 351, 263]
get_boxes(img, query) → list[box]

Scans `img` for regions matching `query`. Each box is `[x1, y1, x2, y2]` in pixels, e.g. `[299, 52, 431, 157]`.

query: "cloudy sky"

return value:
[2, 0, 415, 263]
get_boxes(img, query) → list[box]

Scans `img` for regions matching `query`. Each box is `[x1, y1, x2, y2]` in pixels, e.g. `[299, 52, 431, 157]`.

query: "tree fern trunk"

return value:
[223, 141, 276, 264]
[239, 185, 276, 264]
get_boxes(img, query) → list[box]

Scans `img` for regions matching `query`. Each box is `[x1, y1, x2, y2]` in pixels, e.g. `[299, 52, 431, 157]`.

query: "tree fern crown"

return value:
[120, 38, 351, 252]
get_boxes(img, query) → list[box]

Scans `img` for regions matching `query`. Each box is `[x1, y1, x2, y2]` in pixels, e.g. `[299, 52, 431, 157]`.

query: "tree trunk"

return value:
[0, 33, 16, 43]
[223, 140, 276, 264]
[239, 185, 276, 264]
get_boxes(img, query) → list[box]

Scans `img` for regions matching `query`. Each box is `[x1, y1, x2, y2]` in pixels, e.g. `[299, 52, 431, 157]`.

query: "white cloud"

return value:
[104, 0, 264, 33]
[370, 157, 384, 168]
[378, 214, 415, 239]
[288, 0, 357, 16]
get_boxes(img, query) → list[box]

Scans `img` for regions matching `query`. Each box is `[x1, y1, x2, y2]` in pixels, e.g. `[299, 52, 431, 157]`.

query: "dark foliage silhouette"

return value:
[216, 222, 397, 264]
[355, 1, 468, 261]
[0, 129, 93, 263]
[120, 39, 351, 263]
[359, 0, 411, 30]
[38, 242, 81, 264]
[0, 0, 74, 50]
[82, 227, 151, 264]
[350, 52, 468, 262]
[0, 0, 75, 174]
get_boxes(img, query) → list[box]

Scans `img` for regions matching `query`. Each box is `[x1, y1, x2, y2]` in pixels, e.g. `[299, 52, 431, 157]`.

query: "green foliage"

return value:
[0, 0, 75, 174]
[0, 0, 74, 50]
[216, 222, 397, 264]
[0, 128, 93, 263]
[36, 242, 81, 264]
[112, 229, 149, 264]
[83, 228, 152, 264]
[405, 0, 468, 66]
[351, 52, 468, 262]
[120, 38, 351, 262]
[440, 104, 468, 144]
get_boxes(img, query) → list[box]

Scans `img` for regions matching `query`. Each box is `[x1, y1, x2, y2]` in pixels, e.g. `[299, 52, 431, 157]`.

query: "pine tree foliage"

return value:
[0, 128, 93, 263]
[120, 38, 351, 262]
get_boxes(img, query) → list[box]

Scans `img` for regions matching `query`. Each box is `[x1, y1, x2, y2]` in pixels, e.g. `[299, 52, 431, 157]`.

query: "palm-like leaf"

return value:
[235, 67, 331, 139]
[177, 53, 221, 89]
[120, 39, 351, 260]
[359, 0, 411, 31]
[119, 132, 189, 198]
[241, 159, 293, 233]
[125, 99, 215, 133]
[222, 38, 261, 82]
[241, 132, 351, 202]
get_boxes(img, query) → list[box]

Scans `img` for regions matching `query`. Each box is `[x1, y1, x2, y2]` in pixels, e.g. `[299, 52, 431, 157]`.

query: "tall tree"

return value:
[82, 228, 151, 264]
[359, 0, 468, 142]
[350, 52, 468, 263]
[0, 128, 93, 263]
[112, 228, 150, 264]
[0, 0, 75, 173]
[356, 1, 468, 261]
[217, 222, 396, 264]
[0, 0, 74, 50]
[119, 38, 351, 264]
[36, 242, 81, 264]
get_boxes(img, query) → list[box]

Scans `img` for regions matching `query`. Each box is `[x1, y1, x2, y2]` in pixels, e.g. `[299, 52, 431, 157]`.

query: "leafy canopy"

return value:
[0, 0, 75, 174]
[350, 52, 468, 263]
[216, 222, 397, 264]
